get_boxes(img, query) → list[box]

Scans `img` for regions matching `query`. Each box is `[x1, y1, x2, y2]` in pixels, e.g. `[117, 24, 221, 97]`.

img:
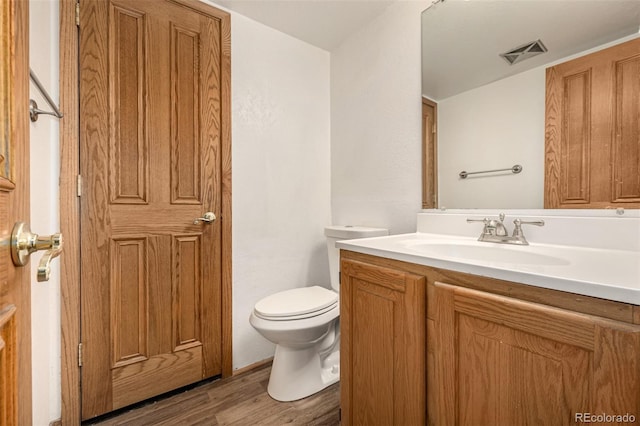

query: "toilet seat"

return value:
[254, 286, 338, 321]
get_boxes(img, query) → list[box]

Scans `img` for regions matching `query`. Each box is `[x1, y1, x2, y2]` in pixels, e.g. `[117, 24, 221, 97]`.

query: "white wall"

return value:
[330, 1, 426, 235]
[437, 67, 545, 209]
[28, 2, 331, 422]
[223, 9, 331, 370]
[29, 1, 61, 424]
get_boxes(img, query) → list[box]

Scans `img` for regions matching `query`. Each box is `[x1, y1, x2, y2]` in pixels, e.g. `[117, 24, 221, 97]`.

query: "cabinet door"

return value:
[341, 259, 426, 426]
[545, 37, 640, 208]
[429, 281, 640, 426]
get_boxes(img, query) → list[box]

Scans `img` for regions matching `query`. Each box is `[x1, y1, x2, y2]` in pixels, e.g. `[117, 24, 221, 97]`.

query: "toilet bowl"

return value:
[249, 225, 389, 402]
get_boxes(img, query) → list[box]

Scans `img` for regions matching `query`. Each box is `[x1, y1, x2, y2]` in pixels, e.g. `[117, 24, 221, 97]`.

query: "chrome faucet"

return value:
[467, 213, 544, 245]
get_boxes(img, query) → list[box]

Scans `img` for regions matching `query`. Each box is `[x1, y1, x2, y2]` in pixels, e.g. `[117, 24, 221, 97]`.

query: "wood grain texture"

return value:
[61, 0, 232, 424]
[425, 318, 436, 426]
[2, 0, 32, 423]
[218, 1, 233, 379]
[427, 275, 456, 425]
[80, 0, 113, 415]
[0, 305, 17, 426]
[111, 237, 148, 366]
[450, 286, 592, 425]
[110, 5, 147, 204]
[546, 37, 640, 208]
[561, 70, 591, 204]
[111, 346, 203, 410]
[592, 321, 640, 417]
[353, 280, 395, 425]
[342, 250, 638, 325]
[612, 53, 640, 202]
[173, 235, 202, 350]
[90, 363, 339, 426]
[422, 97, 437, 209]
[0, 0, 14, 183]
[453, 284, 595, 350]
[0, 2, 17, 424]
[15, 2, 32, 420]
[59, 0, 82, 423]
[170, 23, 201, 204]
[341, 251, 640, 426]
[341, 259, 426, 426]
[430, 280, 640, 426]
[545, 65, 563, 208]
[77, 0, 230, 420]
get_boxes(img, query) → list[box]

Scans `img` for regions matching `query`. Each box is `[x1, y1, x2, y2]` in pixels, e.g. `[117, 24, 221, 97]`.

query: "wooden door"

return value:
[422, 97, 437, 209]
[0, 0, 31, 424]
[340, 258, 426, 426]
[429, 281, 640, 426]
[545, 37, 640, 208]
[79, 0, 228, 419]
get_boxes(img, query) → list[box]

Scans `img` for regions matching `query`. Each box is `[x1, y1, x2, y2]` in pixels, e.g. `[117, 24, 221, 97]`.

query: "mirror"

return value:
[421, 0, 640, 209]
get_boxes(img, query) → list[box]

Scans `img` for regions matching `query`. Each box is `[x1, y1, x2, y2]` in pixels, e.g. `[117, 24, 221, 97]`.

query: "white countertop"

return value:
[337, 232, 640, 305]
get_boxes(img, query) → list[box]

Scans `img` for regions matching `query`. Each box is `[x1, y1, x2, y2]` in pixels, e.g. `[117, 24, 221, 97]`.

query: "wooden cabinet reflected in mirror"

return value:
[545, 38, 640, 209]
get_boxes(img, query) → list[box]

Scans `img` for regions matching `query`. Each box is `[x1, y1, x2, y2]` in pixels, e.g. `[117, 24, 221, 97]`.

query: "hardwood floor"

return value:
[86, 364, 340, 425]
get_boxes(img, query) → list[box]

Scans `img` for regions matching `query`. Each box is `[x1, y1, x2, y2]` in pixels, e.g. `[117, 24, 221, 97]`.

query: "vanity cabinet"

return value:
[340, 258, 426, 426]
[340, 250, 640, 426]
[430, 281, 640, 426]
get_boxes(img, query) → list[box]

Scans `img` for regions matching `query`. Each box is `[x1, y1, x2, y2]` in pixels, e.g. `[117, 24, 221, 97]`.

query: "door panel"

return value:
[80, 0, 226, 419]
[612, 53, 640, 202]
[110, 4, 147, 205]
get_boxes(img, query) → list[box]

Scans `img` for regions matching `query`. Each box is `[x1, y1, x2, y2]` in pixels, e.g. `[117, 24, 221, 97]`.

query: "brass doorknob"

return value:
[11, 222, 63, 282]
[193, 212, 216, 225]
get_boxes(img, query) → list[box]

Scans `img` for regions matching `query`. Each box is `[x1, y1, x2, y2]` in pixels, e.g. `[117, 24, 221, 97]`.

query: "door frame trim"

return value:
[59, 0, 233, 422]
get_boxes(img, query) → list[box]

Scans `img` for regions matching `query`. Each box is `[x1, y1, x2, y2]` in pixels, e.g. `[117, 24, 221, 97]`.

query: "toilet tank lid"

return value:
[324, 225, 389, 239]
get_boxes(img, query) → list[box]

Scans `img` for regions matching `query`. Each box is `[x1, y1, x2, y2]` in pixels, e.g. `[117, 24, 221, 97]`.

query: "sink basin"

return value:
[402, 241, 570, 266]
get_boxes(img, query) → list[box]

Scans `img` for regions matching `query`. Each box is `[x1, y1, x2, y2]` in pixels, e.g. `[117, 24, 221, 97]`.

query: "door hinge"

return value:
[77, 174, 82, 197]
[75, 2, 80, 27]
[432, 123, 436, 134]
[78, 342, 83, 367]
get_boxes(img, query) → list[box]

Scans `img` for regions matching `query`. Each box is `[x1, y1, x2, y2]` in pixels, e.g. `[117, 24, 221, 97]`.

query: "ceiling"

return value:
[213, 0, 398, 51]
[422, 0, 640, 100]
[211, 0, 640, 99]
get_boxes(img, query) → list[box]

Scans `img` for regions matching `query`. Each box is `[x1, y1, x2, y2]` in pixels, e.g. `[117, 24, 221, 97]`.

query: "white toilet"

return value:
[249, 225, 389, 401]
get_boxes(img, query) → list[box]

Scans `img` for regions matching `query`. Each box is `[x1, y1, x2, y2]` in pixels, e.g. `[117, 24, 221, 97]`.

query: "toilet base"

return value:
[267, 344, 340, 402]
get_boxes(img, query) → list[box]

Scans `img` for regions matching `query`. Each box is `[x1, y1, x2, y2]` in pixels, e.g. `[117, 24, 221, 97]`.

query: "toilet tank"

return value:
[324, 225, 389, 292]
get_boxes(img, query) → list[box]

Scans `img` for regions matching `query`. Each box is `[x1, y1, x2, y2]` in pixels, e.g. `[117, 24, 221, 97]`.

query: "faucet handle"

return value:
[514, 218, 545, 226]
[467, 217, 493, 238]
[467, 218, 490, 230]
[466, 217, 489, 224]
[512, 218, 545, 237]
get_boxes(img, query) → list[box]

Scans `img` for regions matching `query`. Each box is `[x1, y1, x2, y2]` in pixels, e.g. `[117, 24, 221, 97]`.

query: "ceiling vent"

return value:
[499, 39, 548, 65]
